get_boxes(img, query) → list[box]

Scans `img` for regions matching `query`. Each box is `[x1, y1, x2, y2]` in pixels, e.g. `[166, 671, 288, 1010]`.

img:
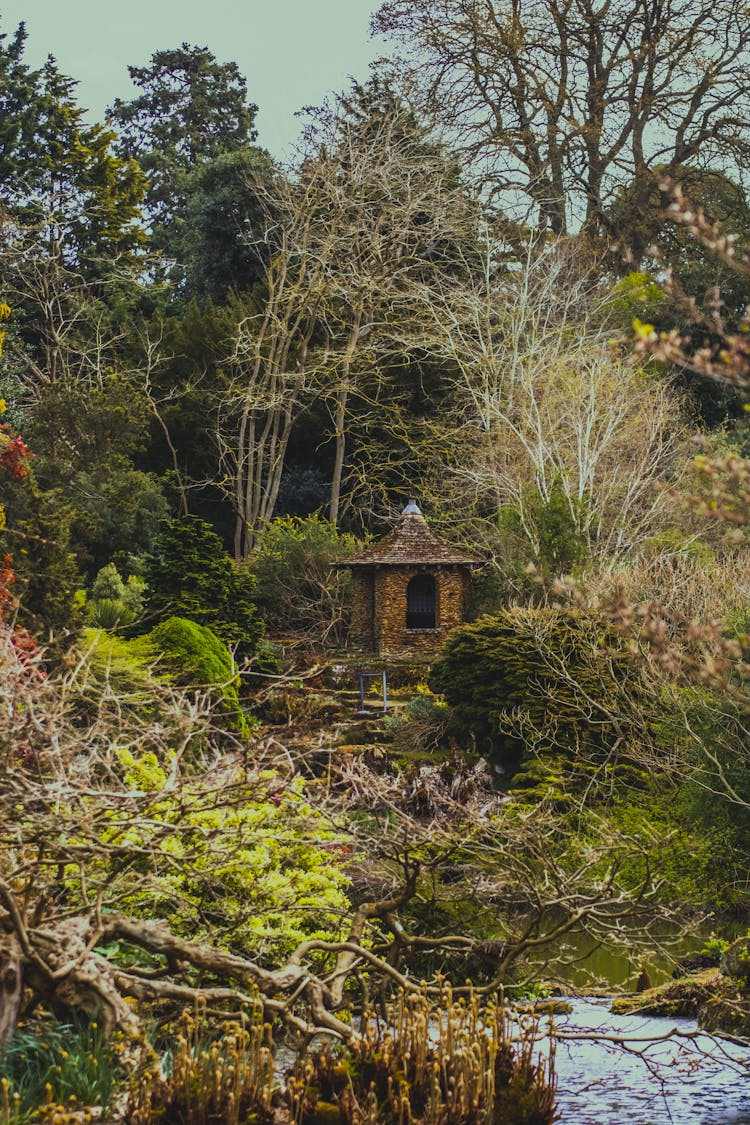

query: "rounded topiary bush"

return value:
[147, 616, 247, 732]
[429, 607, 645, 773]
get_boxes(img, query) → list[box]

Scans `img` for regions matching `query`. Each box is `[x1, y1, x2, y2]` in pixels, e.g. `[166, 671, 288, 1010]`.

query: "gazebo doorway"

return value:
[406, 574, 437, 629]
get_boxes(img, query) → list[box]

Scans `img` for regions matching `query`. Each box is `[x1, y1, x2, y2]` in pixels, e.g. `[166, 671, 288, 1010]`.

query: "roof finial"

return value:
[402, 499, 422, 516]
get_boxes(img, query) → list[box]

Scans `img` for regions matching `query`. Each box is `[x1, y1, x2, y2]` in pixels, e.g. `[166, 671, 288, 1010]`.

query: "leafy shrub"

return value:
[90, 562, 126, 603]
[250, 637, 285, 675]
[498, 478, 590, 581]
[670, 688, 750, 860]
[103, 751, 351, 960]
[86, 564, 146, 631]
[701, 936, 731, 960]
[87, 596, 134, 629]
[146, 516, 263, 660]
[91, 562, 146, 615]
[248, 514, 359, 642]
[383, 694, 451, 752]
[430, 607, 647, 772]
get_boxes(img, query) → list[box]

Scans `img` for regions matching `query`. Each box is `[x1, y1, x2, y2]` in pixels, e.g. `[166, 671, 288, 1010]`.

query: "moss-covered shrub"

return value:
[147, 616, 248, 732]
[429, 607, 647, 773]
[83, 617, 248, 732]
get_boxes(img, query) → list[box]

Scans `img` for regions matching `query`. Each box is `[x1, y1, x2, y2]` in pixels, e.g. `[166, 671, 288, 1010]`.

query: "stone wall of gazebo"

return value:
[349, 563, 472, 657]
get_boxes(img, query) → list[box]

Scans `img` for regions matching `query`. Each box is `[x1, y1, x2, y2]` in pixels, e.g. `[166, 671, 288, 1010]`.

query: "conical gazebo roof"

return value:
[346, 502, 479, 567]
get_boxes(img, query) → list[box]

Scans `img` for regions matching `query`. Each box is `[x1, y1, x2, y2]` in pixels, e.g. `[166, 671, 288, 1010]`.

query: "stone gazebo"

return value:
[341, 501, 479, 658]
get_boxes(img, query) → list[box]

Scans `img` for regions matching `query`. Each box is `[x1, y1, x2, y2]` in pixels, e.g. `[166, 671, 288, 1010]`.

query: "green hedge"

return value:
[429, 607, 646, 775]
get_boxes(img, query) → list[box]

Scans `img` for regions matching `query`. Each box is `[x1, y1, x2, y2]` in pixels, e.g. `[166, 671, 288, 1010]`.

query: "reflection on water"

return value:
[549, 998, 750, 1124]
[545, 924, 730, 990]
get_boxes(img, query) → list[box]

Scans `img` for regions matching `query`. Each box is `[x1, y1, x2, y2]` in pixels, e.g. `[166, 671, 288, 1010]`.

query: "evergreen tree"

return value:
[146, 516, 263, 660]
[109, 44, 259, 265]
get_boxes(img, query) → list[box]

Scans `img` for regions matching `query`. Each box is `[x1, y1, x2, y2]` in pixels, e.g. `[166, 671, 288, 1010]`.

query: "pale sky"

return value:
[0, 0, 386, 158]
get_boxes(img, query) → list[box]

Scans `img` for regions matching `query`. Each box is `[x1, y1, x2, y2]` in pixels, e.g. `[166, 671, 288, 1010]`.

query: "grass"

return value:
[0, 1018, 121, 1122]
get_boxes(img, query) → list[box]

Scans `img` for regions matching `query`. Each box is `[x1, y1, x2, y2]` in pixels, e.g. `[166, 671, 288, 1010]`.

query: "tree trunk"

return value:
[328, 311, 363, 526]
[0, 959, 23, 1045]
[329, 386, 348, 527]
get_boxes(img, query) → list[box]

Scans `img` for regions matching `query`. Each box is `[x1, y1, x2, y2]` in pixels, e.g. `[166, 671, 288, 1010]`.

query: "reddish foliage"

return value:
[0, 426, 32, 479]
[0, 553, 14, 615]
[0, 425, 38, 663]
[9, 625, 42, 672]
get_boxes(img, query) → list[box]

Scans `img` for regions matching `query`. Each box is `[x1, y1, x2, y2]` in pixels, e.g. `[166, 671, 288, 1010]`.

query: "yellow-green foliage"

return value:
[95, 750, 351, 960]
[82, 627, 159, 693]
[83, 617, 248, 731]
[643, 527, 716, 566]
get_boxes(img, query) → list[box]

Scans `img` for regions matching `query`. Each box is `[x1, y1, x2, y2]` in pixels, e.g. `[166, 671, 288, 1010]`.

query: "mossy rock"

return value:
[610, 971, 720, 1018]
[673, 951, 722, 978]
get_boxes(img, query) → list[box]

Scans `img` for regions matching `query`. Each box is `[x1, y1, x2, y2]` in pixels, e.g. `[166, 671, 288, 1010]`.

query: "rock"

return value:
[609, 965, 750, 1038]
[720, 937, 750, 982]
[699, 996, 750, 1039]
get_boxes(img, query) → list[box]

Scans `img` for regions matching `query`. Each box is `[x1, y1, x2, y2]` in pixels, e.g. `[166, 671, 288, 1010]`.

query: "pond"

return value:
[549, 997, 750, 1124]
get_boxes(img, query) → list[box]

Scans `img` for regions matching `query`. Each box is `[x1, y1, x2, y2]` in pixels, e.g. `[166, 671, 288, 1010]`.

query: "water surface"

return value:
[551, 997, 750, 1124]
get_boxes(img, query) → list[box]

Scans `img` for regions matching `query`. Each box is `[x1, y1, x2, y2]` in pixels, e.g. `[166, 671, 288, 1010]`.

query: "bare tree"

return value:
[405, 235, 689, 570]
[218, 85, 482, 550]
[0, 210, 138, 393]
[299, 82, 481, 525]
[374, 0, 750, 253]
[216, 169, 329, 558]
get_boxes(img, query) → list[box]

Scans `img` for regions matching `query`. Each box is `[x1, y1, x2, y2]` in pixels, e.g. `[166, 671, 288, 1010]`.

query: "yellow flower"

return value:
[632, 317, 655, 340]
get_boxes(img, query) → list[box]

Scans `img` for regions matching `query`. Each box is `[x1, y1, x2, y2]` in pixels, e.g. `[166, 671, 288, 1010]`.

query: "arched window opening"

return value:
[406, 574, 437, 629]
